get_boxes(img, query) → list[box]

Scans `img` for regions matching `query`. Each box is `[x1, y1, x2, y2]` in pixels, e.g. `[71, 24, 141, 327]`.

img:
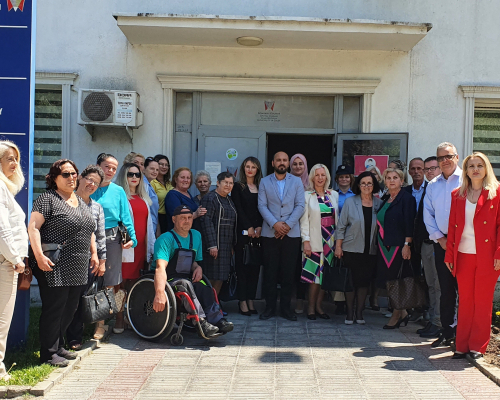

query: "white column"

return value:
[61, 83, 72, 158]
[362, 93, 372, 133]
[463, 96, 475, 156]
[162, 88, 175, 161]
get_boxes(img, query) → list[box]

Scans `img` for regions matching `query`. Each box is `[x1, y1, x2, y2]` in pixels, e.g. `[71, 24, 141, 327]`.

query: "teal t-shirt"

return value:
[154, 229, 203, 265]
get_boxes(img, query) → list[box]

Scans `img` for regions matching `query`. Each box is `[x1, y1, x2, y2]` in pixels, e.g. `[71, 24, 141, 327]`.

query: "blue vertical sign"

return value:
[0, 0, 36, 347]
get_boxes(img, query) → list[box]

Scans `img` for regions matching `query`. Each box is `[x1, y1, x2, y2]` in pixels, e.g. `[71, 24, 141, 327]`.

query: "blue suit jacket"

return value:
[258, 173, 305, 238]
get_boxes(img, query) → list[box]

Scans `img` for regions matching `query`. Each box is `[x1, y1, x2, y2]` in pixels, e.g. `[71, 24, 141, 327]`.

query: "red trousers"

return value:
[456, 252, 500, 354]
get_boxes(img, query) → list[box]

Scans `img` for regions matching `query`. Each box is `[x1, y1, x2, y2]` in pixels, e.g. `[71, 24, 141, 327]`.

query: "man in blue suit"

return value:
[258, 151, 305, 321]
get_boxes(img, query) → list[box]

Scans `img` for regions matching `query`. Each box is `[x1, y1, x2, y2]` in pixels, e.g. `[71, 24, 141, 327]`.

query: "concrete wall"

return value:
[35, 0, 500, 168]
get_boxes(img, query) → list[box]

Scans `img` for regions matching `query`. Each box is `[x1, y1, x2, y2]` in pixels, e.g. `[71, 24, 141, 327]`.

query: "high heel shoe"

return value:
[383, 315, 410, 329]
[400, 315, 410, 327]
[239, 302, 251, 316]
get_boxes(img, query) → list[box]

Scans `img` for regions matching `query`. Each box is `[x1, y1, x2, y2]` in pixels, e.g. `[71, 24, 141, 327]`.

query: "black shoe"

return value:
[417, 322, 432, 334]
[452, 352, 467, 359]
[307, 314, 316, 320]
[48, 354, 70, 367]
[420, 324, 442, 338]
[239, 302, 251, 316]
[470, 352, 483, 360]
[198, 319, 219, 338]
[431, 334, 455, 348]
[259, 308, 276, 320]
[215, 318, 234, 334]
[334, 301, 346, 315]
[57, 348, 77, 360]
[316, 312, 331, 320]
[281, 309, 297, 321]
[249, 309, 258, 315]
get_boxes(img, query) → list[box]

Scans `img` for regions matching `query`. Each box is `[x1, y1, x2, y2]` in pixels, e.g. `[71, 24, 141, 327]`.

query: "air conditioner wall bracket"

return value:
[84, 125, 96, 141]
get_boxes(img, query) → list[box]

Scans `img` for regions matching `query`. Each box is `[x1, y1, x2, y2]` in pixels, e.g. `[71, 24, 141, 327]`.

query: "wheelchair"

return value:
[126, 273, 222, 345]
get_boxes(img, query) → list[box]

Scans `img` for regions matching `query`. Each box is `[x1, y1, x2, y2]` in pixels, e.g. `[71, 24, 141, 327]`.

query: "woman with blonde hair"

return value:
[115, 163, 155, 332]
[445, 152, 500, 359]
[300, 164, 339, 319]
[0, 141, 28, 378]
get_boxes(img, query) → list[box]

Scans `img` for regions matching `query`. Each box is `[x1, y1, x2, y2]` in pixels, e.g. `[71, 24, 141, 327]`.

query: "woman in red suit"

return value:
[445, 152, 500, 360]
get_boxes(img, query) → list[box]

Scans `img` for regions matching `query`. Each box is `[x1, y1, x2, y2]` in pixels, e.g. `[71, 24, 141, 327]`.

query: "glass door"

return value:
[335, 133, 409, 176]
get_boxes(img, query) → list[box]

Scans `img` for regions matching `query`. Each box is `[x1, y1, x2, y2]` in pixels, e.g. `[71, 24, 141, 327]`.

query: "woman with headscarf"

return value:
[290, 153, 309, 313]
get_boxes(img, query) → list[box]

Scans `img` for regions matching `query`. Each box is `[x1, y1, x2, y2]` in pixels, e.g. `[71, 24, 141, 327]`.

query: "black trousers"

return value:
[234, 236, 261, 301]
[294, 251, 306, 300]
[262, 236, 301, 312]
[34, 267, 85, 362]
[434, 243, 458, 339]
[66, 268, 96, 344]
[159, 213, 169, 234]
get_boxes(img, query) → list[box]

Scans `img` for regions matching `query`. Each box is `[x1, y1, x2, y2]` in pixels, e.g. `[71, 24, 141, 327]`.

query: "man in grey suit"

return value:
[258, 151, 305, 321]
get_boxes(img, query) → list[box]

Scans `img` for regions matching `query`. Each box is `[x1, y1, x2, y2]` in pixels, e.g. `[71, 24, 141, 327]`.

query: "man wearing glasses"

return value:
[424, 143, 462, 348]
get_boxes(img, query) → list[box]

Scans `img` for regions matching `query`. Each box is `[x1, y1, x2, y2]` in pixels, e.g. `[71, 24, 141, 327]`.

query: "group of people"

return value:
[0, 139, 498, 377]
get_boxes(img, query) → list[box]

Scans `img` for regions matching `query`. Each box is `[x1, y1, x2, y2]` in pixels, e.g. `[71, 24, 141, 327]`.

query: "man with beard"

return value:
[258, 151, 305, 321]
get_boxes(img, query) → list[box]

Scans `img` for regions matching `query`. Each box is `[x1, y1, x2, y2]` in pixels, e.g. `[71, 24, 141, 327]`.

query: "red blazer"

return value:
[445, 187, 500, 277]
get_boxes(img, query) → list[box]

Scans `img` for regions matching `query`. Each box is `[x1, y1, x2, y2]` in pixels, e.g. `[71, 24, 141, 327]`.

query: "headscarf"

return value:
[290, 153, 309, 190]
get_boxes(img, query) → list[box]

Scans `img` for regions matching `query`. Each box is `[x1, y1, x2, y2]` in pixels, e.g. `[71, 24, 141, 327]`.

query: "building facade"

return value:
[33, 0, 500, 195]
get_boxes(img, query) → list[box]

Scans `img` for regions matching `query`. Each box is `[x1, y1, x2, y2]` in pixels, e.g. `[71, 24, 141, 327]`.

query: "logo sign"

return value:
[7, 0, 25, 11]
[226, 148, 238, 161]
[264, 101, 275, 111]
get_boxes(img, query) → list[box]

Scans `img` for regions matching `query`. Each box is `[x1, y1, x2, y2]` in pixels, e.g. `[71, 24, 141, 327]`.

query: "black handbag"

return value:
[321, 257, 353, 293]
[218, 256, 238, 302]
[82, 277, 119, 324]
[41, 212, 83, 264]
[117, 221, 132, 245]
[243, 238, 262, 266]
[386, 260, 427, 310]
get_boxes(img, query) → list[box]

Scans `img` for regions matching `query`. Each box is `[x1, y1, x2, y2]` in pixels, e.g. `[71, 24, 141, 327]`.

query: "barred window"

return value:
[34, 89, 62, 199]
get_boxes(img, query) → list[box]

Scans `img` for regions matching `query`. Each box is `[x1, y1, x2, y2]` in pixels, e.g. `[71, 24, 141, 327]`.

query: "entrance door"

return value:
[335, 133, 409, 175]
[266, 133, 334, 176]
[197, 126, 266, 189]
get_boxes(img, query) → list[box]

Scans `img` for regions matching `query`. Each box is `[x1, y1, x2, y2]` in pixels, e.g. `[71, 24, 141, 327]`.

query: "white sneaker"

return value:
[345, 319, 354, 325]
[356, 319, 366, 325]
[385, 312, 393, 318]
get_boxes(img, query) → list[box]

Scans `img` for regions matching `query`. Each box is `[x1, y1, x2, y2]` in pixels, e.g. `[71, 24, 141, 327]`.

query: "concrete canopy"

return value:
[114, 14, 432, 51]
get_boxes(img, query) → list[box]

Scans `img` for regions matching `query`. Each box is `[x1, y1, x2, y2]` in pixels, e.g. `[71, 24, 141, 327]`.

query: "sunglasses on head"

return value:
[61, 172, 78, 179]
[127, 172, 141, 178]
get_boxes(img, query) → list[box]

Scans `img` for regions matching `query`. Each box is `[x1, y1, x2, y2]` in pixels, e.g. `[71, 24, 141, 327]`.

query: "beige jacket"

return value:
[0, 180, 28, 266]
[300, 190, 339, 252]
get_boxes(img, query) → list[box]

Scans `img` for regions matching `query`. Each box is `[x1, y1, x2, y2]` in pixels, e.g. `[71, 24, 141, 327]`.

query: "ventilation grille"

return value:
[82, 91, 114, 122]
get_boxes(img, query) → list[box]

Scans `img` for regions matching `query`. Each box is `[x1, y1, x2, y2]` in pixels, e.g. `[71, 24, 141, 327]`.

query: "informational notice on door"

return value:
[204, 161, 221, 183]
[354, 155, 389, 176]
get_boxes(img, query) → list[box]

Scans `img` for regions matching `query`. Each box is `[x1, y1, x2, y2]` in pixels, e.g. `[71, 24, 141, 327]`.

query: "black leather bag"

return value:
[41, 243, 64, 264]
[118, 221, 132, 245]
[386, 260, 427, 310]
[82, 277, 119, 324]
[243, 238, 262, 266]
[321, 257, 353, 293]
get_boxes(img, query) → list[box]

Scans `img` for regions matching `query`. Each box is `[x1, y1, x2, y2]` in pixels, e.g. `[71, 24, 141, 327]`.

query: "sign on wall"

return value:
[354, 155, 389, 176]
[0, 0, 36, 214]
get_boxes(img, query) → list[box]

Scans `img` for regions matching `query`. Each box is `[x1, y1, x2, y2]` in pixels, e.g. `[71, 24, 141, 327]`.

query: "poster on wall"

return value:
[354, 155, 389, 176]
[204, 161, 221, 183]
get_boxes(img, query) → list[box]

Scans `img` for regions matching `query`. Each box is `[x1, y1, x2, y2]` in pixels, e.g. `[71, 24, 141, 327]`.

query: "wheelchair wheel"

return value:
[126, 274, 177, 342]
[170, 333, 184, 346]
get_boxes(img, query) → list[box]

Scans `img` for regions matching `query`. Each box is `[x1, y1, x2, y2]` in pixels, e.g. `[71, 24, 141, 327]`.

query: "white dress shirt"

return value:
[423, 167, 462, 241]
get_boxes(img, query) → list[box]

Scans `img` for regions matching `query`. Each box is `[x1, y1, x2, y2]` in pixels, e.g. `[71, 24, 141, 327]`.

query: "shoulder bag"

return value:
[82, 276, 119, 324]
[321, 257, 353, 293]
[118, 221, 132, 244]
[17, 259, 32, 291]
[386, 260, 427, 310]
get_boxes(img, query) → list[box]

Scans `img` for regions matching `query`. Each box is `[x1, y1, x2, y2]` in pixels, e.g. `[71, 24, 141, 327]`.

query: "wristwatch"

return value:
[404, 241, 412, 247]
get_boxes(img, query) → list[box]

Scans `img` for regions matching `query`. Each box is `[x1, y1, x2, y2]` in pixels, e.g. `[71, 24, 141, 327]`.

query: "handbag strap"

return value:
[397, 259, 413, 279]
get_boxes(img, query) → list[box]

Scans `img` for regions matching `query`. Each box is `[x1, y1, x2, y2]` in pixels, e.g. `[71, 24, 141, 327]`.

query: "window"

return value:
[34, 88, 62, 198]
[473, 108, 500, 180]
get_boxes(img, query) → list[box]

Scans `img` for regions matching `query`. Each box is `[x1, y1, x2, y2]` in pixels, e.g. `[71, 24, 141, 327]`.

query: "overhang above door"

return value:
[113, 14, 432, 51]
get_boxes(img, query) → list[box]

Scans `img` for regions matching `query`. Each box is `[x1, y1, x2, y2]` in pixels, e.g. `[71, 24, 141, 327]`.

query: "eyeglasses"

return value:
[61, 172, 77, 179]
[84, 177, 99, 187]
[423, 166, 440, 172]
[436, 154, 457, 163]
[359, 183, 373, 188]
[127, 172, 141, 178]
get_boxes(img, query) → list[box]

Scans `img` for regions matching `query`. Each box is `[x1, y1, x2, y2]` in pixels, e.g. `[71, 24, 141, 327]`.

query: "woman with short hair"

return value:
[28, 159, 96, 366]
[300, 164, 338, 320]
[232, 157, 263, 315]
[335, 171, 382, 324]
[151, 154, 173, 233]
[0, 141, 28, 379]
[445, 152, 500, 359]
[376, 168, 416, 329]
[194, 170, 212, 206]
[165, 167, 207, 232]
[201, 172, 238, 294]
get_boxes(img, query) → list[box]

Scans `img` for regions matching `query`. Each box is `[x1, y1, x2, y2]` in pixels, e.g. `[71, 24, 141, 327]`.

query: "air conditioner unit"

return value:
[77, 89, 143, 128]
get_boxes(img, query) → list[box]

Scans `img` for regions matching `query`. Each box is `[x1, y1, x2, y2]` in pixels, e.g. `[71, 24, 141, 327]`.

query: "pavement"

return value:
[38, 301, 500, 400]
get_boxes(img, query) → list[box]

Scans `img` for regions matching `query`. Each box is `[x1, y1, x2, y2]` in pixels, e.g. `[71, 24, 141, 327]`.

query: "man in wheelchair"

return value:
[152, 205, 234, 338]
